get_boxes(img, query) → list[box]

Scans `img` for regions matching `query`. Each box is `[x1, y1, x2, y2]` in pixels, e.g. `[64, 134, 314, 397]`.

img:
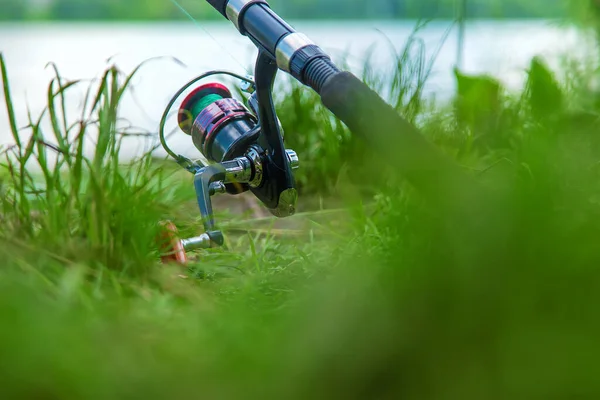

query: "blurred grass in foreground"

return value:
[2, 20, 600, 398]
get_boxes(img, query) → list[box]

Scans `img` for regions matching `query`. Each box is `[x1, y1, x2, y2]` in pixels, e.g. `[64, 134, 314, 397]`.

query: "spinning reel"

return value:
[158, 55, 300, 264]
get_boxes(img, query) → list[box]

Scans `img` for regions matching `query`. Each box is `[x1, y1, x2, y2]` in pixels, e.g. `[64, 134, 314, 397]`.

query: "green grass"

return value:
[2, 22, 600, 398]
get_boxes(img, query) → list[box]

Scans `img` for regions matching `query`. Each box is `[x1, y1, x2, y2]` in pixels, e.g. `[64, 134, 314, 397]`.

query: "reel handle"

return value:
[159, 221, 216, 266]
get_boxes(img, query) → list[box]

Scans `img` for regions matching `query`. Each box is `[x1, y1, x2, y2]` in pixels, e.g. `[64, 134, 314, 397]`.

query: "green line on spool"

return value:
[191, 93, 223, 120]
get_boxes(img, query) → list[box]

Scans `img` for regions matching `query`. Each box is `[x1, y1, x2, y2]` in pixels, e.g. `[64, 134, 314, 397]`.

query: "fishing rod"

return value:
[159, 0, 469, 264]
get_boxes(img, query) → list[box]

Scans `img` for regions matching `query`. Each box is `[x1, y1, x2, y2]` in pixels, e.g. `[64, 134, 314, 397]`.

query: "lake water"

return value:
[0, 20, 587, 159]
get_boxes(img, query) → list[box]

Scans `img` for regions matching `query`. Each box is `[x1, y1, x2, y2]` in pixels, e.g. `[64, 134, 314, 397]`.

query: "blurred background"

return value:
[3, 2, 600, 398]
[0, 0, 581, 160]
[0, 0, 569, 20]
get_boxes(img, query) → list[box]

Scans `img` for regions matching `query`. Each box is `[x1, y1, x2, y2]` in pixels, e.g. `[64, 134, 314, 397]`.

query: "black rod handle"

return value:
[320, 72, 474, 202]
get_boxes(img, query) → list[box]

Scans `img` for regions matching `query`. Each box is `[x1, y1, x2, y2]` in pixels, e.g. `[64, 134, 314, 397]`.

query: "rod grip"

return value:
[206, 0, 228, 17]
[320, 72, 470, 200]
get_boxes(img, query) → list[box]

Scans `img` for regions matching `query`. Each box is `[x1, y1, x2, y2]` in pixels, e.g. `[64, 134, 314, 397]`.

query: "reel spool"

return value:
[178, 83, 259, 164]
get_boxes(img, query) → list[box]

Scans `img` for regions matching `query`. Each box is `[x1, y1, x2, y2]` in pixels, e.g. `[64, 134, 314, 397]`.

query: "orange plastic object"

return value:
[159, 221, 188, 265]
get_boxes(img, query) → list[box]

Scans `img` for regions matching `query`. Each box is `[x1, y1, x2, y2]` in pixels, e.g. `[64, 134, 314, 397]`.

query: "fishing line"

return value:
[167, 0, 250, 73]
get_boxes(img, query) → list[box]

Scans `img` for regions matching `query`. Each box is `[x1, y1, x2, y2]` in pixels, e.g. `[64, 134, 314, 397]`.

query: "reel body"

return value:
[159, 53, 300, 262]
